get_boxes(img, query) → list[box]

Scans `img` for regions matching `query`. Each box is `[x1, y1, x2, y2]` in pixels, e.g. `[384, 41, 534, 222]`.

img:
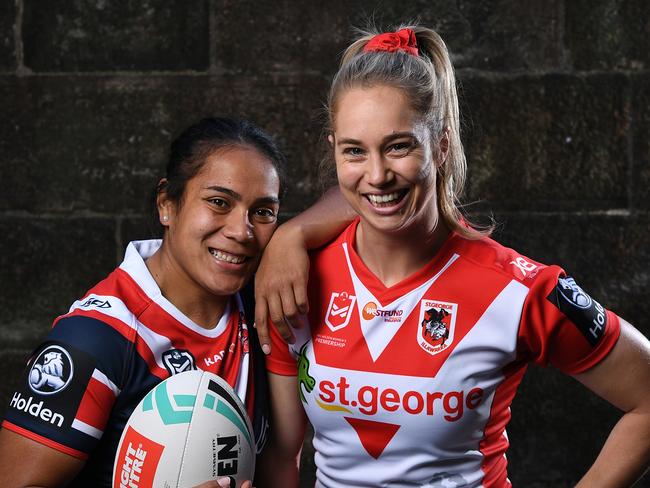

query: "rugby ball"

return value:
[112, 370, 255, 488]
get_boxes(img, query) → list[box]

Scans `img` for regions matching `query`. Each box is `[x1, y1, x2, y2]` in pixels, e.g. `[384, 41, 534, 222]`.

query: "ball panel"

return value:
[177, 372, 255, 488]
[113, 370, 255, 488]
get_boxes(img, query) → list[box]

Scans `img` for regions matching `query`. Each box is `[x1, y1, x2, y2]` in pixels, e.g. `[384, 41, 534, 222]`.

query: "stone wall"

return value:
[1, 1, 649, 486]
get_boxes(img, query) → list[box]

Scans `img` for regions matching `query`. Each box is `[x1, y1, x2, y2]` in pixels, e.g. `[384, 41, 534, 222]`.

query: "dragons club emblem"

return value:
[417, 300, 458, 356]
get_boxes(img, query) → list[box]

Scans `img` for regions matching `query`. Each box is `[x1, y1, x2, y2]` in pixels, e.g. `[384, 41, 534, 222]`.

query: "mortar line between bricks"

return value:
[0, 69, 647, 78]
[625, 80, 635, 210]
[13, 0, 30, 76]
[208, 0, 218, 75]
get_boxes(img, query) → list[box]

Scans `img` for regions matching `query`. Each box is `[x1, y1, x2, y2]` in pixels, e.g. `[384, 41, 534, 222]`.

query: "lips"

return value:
[364, 189, 409, 208]
[209, 248, 248, 264]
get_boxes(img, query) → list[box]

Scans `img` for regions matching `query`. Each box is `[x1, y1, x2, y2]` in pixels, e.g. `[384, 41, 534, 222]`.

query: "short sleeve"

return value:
[2, 315, 130, 459]
[264, 320, 299, 376]
[518, 266, 621, 375]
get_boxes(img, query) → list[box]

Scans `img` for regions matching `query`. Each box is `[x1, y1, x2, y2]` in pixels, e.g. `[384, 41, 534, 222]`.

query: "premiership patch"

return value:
[547, 276, 607, 346]
[7, 341, 96, 431]
[417, 300, 458, 356]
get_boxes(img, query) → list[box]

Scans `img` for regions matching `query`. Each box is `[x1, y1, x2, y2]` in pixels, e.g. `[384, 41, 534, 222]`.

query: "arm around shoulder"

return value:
[255, 186, 354, 351]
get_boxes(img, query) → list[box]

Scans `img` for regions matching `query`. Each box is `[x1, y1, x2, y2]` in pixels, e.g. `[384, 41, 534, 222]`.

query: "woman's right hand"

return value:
[254, 223, 311, 353]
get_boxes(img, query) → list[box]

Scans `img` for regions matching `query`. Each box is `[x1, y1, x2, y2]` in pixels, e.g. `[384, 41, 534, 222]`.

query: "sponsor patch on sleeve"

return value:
[7, 341, 96, 431]
[546, 276, 608, 346]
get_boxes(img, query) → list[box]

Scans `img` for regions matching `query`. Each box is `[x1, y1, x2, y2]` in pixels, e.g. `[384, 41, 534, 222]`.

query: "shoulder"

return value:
[453, 234, 556, 286]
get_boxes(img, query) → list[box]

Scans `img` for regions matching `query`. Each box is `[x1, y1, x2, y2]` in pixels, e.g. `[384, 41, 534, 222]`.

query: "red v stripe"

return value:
[344, 417, 400, 459]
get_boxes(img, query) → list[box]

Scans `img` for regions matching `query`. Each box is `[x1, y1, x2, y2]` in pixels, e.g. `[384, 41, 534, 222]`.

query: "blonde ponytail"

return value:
[327, 24, 492, 239]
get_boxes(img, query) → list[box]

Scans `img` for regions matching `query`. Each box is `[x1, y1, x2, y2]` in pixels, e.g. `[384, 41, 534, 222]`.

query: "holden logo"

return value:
[558, 277, 593, 309]
[28, 345, 74, 395]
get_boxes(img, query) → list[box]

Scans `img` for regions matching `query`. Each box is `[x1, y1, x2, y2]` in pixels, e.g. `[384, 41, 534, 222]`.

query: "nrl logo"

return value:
[417, 300, 458, 356]
[324, 291, 357, 332]
[162, 349, 196, 376]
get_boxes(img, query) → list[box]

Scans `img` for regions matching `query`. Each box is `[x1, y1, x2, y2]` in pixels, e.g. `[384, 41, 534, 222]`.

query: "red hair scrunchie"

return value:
[362, 28, 419, 57]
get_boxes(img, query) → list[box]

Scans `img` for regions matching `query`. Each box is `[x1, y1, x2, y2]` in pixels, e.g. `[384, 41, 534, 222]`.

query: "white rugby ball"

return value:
[112, 370, 255, 488]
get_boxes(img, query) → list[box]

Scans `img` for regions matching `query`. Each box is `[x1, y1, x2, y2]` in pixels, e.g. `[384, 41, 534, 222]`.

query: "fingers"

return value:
[292, 279, 310, 316]
[279, 286, 306, 330]
[267, 291, 296, 346]
[254, 297, 272, 355]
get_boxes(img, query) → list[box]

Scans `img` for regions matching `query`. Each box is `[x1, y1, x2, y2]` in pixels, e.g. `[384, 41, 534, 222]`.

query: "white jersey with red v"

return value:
[267, 219, 620, 488]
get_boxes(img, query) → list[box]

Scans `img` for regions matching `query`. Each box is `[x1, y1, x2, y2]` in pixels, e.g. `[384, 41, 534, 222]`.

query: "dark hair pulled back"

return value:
[161, 117, 287, 203]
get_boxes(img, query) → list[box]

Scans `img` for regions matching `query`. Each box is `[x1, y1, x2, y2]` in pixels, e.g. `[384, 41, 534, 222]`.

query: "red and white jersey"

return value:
[3, 240, 267, 487]
[267, 220, 620, 488]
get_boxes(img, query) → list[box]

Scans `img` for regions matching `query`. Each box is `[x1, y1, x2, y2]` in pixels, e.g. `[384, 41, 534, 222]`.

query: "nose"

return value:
[223, 209, 254, 243]
[366, 152, 394, 187]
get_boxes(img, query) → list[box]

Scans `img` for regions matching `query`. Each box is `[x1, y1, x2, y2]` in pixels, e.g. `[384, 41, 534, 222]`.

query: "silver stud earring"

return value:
[162, 215, 169, 222]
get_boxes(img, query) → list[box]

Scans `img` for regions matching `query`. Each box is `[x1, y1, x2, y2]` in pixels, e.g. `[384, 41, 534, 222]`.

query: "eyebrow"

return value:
[336, 131, 416, 146]
[205, 185, 280, 205]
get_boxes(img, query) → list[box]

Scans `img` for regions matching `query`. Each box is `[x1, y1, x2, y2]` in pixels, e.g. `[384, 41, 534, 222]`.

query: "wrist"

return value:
[275, 219, 308, 247]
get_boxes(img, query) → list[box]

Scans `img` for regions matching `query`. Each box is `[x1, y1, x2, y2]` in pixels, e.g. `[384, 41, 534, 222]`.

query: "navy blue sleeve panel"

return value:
[2, 316, 133, 458]
[48, 316, 133, 389]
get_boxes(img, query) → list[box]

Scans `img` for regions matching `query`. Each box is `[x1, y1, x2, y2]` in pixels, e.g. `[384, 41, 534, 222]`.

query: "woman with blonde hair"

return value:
[255, 25, 650, 487]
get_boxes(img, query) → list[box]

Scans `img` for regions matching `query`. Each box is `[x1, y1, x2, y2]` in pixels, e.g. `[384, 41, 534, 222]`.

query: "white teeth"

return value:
[367, 192, 401, 204]
[210, 249, 246, 264]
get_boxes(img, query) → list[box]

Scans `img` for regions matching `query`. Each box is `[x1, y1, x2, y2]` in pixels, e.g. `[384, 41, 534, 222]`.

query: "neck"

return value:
[145, 244, 228, 329]
[355, 217, 450, 288]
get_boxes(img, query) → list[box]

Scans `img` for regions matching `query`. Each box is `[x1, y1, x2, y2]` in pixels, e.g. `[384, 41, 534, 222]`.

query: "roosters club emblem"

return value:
[325, 291, 357, 332]
[417, 300, 458, 355]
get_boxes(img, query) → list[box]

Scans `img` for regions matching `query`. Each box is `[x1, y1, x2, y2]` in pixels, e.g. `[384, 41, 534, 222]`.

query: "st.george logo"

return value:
[325, 292, 357, 332]
[162, 349, 196, 376]
[417, 300, 458, 356]
[28, 345, 74, 395]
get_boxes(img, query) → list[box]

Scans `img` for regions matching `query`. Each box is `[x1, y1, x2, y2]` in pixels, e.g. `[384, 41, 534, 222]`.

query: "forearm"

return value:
[576, 408, 650, 487]
[255, 441, 301, 488]
[281, 186, 354, 249]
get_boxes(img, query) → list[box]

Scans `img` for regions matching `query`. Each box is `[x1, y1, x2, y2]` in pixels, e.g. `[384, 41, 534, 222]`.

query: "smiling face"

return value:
[332, 85, 445, 238]
[158, 145, 280, 304]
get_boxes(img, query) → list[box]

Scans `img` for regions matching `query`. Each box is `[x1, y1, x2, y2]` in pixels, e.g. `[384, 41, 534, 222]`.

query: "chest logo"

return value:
[162, 349, 196, 376]
[417, 300, 458, 356]
[325, 291, 357, 332]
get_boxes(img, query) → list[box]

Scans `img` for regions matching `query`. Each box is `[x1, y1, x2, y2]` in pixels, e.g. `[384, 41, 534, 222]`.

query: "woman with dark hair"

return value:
[255, 25, 650, 487]
[0, 117, 287, 488]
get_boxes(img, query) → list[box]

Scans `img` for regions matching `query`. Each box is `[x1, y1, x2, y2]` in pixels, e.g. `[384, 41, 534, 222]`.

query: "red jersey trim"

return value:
[264, 352, 297, 376]
[1, 420, 89, 460]
[74, 375, 116, 432]
[561, 311, 621, 376]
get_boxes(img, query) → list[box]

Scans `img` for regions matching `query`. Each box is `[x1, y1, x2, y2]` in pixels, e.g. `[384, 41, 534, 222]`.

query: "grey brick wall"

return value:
[1, 1, 648, 486]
